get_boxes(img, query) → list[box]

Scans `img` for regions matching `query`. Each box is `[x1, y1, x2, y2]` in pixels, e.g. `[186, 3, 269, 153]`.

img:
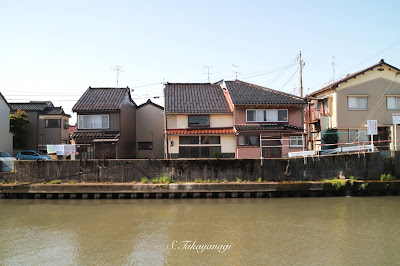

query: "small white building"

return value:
[0, 93, 13, 154]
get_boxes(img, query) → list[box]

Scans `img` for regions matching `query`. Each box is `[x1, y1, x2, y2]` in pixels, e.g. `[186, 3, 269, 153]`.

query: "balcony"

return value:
[305, 107, 324, 123]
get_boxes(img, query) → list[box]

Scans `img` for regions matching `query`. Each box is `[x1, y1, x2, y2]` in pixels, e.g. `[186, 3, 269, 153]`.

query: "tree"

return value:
[10, 110, 30, 149]
[322, 129, 339, 150]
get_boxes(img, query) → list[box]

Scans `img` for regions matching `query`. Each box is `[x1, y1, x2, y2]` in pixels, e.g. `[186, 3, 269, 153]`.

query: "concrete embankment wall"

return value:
[1, 181, 399, 199]
[0, 151, 399, 183]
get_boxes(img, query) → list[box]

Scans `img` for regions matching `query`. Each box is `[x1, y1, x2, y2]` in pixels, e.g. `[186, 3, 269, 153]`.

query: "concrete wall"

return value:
[1, 152, 393, 183]
[0, 97, 13, 154]
[136, 103, 164, 159]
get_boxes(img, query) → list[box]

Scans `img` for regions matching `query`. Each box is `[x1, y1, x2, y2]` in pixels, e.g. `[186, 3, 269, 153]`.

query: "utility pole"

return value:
[204, 66, 212, 82]
[232, 64, 240, 79]
[111, 65, 125, 87]
[299, 51, 304, 97]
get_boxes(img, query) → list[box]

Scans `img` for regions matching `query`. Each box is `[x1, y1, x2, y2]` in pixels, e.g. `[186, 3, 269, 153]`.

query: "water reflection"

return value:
[0, 197, 400, 265]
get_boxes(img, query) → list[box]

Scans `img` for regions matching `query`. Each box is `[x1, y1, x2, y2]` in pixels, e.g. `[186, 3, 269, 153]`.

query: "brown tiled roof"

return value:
[225, 80, 306, 105]
[165, 83, 231, 114]
[72, 87, 136, 112]
[235, 124, 303, 131]
[72, 131, 120, 139]
[167, 127, 235, 135]
[137, 99, 164, 110]
[309, 59, 400, 96]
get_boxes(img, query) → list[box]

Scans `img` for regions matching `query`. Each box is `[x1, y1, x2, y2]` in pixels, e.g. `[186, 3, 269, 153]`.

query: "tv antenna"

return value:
[111, 65, 125, 87]
[232, 64, 240, 79]
[204, 66, 213, 82]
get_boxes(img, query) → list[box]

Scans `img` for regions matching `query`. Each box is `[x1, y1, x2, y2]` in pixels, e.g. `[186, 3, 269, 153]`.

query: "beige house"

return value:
[0, 93, 13, 154]
[306, 59, 400, 152]
[165, 83, 236, 159]
[136, 99, 164, 159]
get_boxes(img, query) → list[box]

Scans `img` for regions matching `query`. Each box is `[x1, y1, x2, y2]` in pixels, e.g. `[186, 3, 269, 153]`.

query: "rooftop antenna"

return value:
[232, 64, 240, 79]
[204, 66, 213, 82]
[332, 55, 336, 81]
[111, 65, 125, 87]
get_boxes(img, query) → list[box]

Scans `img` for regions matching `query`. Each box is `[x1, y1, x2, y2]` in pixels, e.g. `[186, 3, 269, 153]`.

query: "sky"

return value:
[1, 0, 400, 124]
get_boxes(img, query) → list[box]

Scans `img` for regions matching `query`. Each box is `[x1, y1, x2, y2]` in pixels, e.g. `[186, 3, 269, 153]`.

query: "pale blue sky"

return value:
[1, 0, 400, 123]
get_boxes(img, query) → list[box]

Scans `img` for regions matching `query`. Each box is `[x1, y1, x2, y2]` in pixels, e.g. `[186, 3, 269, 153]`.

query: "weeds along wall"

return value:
[1, 152, 398, 183]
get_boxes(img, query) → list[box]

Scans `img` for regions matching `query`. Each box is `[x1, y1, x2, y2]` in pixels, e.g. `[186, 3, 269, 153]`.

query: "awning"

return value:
[167, 127, 235, 135]
[93, 139, 119, 142]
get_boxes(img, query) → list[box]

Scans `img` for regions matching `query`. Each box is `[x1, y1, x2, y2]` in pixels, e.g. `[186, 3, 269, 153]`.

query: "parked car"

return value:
[16, 150, 52, 161]
[0, 150, 16, 172]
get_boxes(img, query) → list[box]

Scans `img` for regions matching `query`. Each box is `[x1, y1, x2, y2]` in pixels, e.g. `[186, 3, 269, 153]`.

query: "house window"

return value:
[179, 146, 221, 158]
[238, 135, 260, 146]
[348, 96, 368, 110]
[178, 135, 221, 158]
[349, 129, 368, 143]
[46, 119, 61, 128]
[289, 136, 304, 148]
[246, 109, 288, 122]
[78, 114, 109, 129]
[138, 142, 153, 150]
[387, 96, 400, 110]
[63, 120, 69, 129]
[188, 115, 210, 127]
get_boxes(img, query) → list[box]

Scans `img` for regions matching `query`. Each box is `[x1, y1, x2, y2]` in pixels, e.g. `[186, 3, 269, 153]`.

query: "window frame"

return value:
[45, 119, 61, 128]
[246, 109, 288, 122]
[188, 115, 210, 128]
[138, 142, 153, 150]
[347, 96, 368, 111]
[289, 136, 304, 148]
[78, 114, 110, 129]
[238, 134, 260, 146]
[386, 96, 400, 110]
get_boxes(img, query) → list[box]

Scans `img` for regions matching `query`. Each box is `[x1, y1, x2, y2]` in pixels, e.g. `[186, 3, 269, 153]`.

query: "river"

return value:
[1, 197, 399, 265]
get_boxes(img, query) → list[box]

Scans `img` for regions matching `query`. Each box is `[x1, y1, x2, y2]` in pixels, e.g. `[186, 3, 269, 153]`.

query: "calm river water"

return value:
[1, 197, 399, 265]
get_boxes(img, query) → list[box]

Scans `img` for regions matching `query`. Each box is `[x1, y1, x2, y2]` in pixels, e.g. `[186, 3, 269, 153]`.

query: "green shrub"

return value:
[381, 174, 396, 181]
[258, 177, 263, 182]
[212, 151, 222, 158]
[49, 180, 61, 184]
[212, 179, 220, 183]
[152, 176, 173, 184]
[349, 176, 355, 180]
[194, 179, 202, 183]
[236, 178, 242, 183]
[141, 177, 149, 183]
[359, 183, 369, 190]
[323, 178, 347, 189]
[222, 179, 228, 183]
[68, 181, 76, 184]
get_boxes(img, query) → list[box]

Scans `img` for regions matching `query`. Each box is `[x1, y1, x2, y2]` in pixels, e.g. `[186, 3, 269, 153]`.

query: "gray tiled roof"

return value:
[9, 101, 54, 111]
[72, 131, 120, 139]
[235, 124, 303, 131]
[42, 107, 68, 116]
[225, 80, 306, 105]
[165, 83, 231, 114]
[72, 87, 135, 112]
[137, 99, 164, 110]
[9, 101, 69, 116]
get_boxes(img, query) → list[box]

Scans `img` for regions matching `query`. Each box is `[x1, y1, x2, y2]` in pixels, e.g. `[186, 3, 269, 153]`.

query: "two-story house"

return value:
[221, 80, 306, 158]
[306, 59, 400, 152]
[164, 81, 306, 159]
[9, 101, 70, 152]
[0, 93, 13, 154]
[164, 83, 236, 158]
[136, 99, 164, 159]
[72, 87, 136, 159]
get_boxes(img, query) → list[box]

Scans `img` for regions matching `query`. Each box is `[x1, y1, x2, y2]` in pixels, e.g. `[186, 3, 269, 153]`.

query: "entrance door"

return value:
[261, 139, 282, 158]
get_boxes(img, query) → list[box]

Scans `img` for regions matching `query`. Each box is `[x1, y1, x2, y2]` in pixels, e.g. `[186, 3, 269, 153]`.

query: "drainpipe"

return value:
[163, 84, 168, 159]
